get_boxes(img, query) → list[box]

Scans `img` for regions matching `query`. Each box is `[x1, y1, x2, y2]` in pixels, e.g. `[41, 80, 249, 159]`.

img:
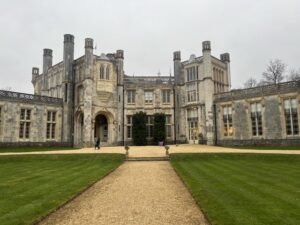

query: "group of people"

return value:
[95, 137, 101, 150]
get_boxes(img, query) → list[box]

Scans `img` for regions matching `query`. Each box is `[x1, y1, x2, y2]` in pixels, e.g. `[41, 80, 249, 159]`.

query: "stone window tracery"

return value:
[165, 115, 172, 138]
[162, 90, 170, 103]
[19, 109, 31, 139]
[127, 90, 136, 104]
[250, 102, 263, 136]
[284, 98, 299, 136]
[146, 116, 154, 138]
[46, 111, 56, 139]
[145, 91, 153, 104]
[100, 65, 105, 79]
[106, 66, 110, 80]
[223, 106, 233, 137]
[127, 116, 132, 138]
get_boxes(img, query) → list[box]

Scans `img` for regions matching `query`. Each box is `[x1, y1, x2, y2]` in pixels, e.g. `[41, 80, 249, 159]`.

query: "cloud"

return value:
[0, 0, 300, 92]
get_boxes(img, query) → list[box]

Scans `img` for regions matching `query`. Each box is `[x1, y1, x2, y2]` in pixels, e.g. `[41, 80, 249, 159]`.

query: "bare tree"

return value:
[244, 77, 257, 88]
[262, 59, 286, 84]
[287, 68, 300, 81]
[1, 86, 13, 91]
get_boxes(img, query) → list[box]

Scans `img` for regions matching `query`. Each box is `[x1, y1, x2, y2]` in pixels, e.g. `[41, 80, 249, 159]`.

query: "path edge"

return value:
[32, 154, 126, 225]
[169, 153, 211, 225]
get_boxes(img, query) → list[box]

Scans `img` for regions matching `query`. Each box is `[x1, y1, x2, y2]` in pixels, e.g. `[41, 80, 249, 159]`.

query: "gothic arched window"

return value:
[106, 66, 110, 80]
[100, 65, 105, 79]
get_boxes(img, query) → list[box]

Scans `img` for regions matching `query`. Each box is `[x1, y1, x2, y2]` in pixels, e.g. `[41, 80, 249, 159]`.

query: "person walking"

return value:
[95, 137, 100, 150]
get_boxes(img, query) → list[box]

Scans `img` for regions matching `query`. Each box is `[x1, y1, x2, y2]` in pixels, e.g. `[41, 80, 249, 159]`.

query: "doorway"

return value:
[94, 114, 108, 142]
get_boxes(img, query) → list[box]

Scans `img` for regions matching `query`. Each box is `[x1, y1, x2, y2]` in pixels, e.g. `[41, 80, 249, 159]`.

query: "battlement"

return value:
[214, 81, 300, 102]
[0, 90, 63, 105]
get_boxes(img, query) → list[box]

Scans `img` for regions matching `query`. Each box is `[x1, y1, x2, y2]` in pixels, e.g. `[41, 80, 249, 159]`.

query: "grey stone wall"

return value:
[214, 81, 300, 146]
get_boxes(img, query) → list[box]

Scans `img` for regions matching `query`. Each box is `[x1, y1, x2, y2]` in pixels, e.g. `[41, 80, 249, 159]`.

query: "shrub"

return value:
[153, 113, 166, 144]
[132, 111, 147, 145]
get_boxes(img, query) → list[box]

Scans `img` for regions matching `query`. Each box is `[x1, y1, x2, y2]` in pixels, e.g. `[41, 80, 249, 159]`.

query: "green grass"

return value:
[171, 153, 300, 225]
[0, 146, 78, 153]
[0, 154, 124, 225]
[225, 146, 300, 150]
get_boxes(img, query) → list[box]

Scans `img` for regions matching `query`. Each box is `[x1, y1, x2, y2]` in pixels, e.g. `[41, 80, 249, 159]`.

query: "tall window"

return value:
[127, 116, 132, 138]
[187, 67, 197, 82]
[127, 90, 136, 104]
[251, 103, 263, 136]
[223, 106, 233, 137]
[19, 109, 31, 139]
[145, 91, 153, 104]
[165, 115, 172, 138]
[147, 116, 154, 138]
[187, 83, 197, 102]
[46, 111, 56, 139]
[106, 66, 110, 80]
[162, 90, 171, 103]
[284, 98, 299, 135]
[187, 108, 198, 140]
[100, 65, 105, 79]
[0, 106, 2, 137]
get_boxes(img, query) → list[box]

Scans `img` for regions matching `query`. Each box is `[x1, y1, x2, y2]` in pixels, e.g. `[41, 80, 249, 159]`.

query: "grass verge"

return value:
[0, 154, 124, 225]
[225, 146, 300, 150]
[171, 153, 300, 225]
[0, 146, 78, 153]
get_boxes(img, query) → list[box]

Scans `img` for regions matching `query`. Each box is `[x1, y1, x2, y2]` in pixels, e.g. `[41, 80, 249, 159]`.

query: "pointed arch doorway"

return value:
[94, 114, 108, 142]
[75, 112, 84, 147]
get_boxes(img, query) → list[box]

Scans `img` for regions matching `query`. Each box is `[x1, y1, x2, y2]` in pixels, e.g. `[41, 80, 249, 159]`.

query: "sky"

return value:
[0, 0, 300, 93]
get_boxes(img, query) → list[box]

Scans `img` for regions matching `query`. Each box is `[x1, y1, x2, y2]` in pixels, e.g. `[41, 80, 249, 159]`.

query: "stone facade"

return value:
[214, 81, 300, 146]
[0, 90, 64, 147]
[2, 33, 298, 147]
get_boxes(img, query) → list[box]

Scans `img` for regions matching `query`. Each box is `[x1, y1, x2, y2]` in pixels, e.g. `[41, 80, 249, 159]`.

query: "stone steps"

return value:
[126, 156, 170, 161]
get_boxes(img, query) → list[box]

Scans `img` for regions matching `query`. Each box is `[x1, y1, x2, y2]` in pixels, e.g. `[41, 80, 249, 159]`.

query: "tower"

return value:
[62, 34, 75, 144]
[31, 67, 39, 94]
[202, 41, 215, 145]
[173, 51, 182, 85]
[82, 38, 94, 147]
[42, 48, 52, 93]
[220, 53, 231, 89]
[116, 49, 125, 144]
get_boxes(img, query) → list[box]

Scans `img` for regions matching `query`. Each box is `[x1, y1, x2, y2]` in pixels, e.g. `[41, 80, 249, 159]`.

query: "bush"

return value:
[132, 111, 147, 145]
[153, 113, 166, 144]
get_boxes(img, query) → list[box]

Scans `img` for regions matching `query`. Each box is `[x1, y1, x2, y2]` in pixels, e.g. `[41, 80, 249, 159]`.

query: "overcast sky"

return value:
[1, 0, 300, 93]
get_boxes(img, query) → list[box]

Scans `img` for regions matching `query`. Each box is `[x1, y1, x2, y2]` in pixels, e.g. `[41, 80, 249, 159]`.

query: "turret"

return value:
[31, 67, 39, 94]
[42, 48, 52, 90]
[220, 53, 231, 88]
[116, 49, 124, 85]
[31, 67, 39, 84]
[202, 41, 212, 78]
[62, 34, 75, 144]
[173, 51, 181, 85]
[84, 38, 94, 80]
[63, 34, 74, 83]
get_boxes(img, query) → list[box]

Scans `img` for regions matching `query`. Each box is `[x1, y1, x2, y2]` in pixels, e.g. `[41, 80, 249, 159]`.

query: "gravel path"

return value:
[39, 162, 209, 225]
[2, 144, 300, 156]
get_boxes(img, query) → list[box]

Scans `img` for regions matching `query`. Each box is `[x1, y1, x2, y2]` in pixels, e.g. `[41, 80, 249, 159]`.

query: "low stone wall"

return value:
[217, 139, 300, 147]
[0, 142, 72, 148]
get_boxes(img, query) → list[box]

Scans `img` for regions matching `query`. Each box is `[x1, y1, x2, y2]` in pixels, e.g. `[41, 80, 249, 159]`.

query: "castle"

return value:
[0, 34, 299, 147]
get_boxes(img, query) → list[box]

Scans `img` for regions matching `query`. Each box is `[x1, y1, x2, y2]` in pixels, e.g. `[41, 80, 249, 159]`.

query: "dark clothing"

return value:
[95, 137, 100, 150]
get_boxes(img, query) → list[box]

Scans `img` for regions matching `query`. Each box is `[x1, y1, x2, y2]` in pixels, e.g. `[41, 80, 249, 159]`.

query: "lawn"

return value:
[227, 146, 300, 150]
[0, 154, 124, 225]
[0, 146, 78, 153]
[171, 153, 300, 225]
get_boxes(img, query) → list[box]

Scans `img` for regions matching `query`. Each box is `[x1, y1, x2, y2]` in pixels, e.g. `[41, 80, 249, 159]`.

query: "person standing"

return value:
[95, 137, 100, 150]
